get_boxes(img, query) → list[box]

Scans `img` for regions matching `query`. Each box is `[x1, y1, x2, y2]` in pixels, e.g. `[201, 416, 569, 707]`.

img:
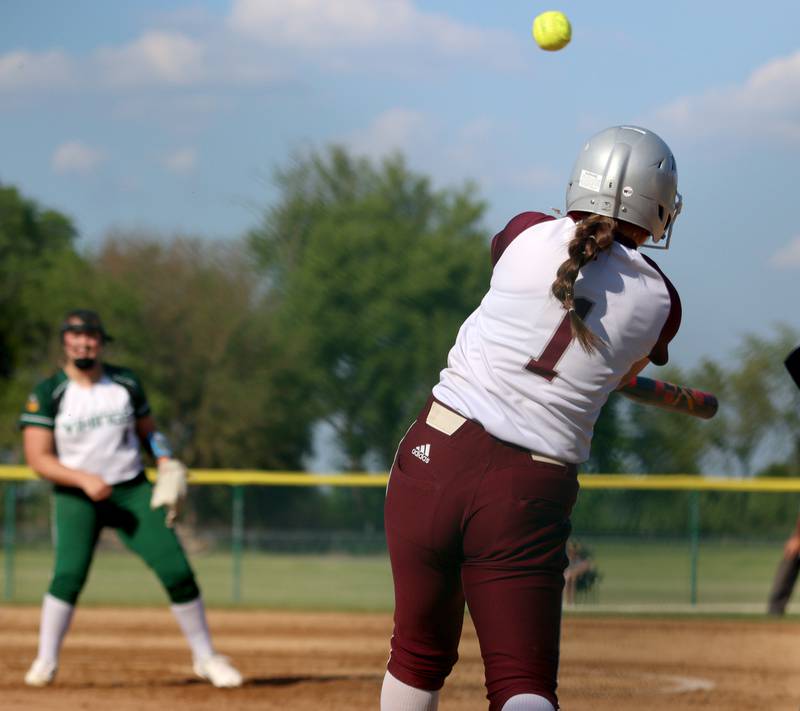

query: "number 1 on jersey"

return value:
[525, 298, 593, 381]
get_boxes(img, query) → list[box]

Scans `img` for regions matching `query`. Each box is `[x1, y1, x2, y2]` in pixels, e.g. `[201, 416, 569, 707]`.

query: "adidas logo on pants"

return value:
[411, 444, 430, 463]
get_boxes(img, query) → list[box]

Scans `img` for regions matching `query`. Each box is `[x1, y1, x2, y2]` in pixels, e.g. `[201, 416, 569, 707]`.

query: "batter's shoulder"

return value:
[639, 254, 682, 366]
[491, 211, 557, 265]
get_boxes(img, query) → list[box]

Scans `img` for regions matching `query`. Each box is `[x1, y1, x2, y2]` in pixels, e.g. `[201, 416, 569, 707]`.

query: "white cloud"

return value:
[349, 108, 430, 157]
[0, 31, 285, 97]
[51, 141, 106, 175]
[346, 110, 559, 199]
[95, 31, 206, 87]
[0, 1, 517, 100]
[650, 50, 800, 145]
[227, 0, 520, 67]
[0, 50, 75, 90]
[0, 34, 208, 93]
[229, 0, 400, 48]
[769, 236, 800, 269]
[163, 147, 198, 174]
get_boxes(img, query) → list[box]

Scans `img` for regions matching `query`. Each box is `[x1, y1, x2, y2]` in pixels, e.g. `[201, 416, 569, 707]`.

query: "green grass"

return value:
[1, 548, 395, 609]
[0, 539, 786, 610]
[584, 539, 781, 605]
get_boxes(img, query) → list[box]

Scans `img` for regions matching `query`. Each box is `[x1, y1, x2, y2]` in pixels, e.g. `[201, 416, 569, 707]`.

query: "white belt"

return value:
[530, 453, 566, 466]
[426, 401, 466, 434]
[426, 401, 566, 467]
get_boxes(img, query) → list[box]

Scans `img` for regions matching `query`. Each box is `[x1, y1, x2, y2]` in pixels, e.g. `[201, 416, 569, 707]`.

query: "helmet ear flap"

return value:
[648, 191, 682, 249]
[652, 213, 671, 244]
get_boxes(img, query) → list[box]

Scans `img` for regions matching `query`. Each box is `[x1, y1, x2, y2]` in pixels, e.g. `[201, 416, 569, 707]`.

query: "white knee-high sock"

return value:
[380, 671, 439, 711]
[170, 597, 215, 661]
[502, 693, 556, 711]
[36, 593, 74, 664]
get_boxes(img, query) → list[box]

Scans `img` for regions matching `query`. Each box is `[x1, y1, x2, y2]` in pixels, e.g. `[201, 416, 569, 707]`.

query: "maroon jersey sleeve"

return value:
[642, 254, 681, 366]
[491, 212, 555, 266]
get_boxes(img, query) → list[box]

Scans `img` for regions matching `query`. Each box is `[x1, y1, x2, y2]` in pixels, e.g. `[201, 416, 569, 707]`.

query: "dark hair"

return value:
[550, 215, 616, 354]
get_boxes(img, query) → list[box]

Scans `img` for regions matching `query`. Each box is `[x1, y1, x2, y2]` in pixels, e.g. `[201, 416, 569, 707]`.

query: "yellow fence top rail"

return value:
[2, 465, 800, 491]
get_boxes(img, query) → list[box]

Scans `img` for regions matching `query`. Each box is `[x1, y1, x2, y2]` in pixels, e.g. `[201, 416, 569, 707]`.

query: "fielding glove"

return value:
[150, 458, 188, 527]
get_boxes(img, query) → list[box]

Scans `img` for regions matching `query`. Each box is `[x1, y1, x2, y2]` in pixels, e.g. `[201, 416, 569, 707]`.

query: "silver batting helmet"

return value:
[566, 125, 682, 248]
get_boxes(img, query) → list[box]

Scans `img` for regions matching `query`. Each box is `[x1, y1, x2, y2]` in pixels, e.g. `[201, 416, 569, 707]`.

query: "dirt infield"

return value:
[1, 606, 799, 710]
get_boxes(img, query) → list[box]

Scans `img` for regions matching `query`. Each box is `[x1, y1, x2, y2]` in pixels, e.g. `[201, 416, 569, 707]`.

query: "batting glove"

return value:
[150, 458, 188, 527]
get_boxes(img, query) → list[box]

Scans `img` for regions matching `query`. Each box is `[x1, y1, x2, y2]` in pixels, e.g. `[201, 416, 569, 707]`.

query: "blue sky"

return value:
[2, 0, 800, 371]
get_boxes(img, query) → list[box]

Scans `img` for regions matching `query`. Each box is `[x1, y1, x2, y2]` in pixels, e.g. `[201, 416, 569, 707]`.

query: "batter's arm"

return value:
[23, 427, 111, 501]
[615, 356, 651, 390]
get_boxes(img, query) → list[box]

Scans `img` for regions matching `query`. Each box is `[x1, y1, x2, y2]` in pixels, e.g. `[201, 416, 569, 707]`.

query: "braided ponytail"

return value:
[551, 215, 616, 354]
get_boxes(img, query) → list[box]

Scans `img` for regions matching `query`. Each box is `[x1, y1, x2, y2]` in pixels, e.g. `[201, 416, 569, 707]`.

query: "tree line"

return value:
[2, 146, 798, 531]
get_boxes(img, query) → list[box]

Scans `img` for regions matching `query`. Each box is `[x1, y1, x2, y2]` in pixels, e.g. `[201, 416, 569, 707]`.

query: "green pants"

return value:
[49, 473, 200, 605]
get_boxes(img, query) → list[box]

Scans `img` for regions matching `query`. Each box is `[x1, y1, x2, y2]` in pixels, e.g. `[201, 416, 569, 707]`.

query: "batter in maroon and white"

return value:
[435, 211, 679, 464]
[381, 125, 683, 711]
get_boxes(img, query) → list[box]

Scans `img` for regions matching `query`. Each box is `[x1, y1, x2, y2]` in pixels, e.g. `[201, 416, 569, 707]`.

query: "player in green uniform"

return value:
[20, 309, 242, 688]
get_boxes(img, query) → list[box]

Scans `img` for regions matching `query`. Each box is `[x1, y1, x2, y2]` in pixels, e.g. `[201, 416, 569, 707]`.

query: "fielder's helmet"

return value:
[59, 309, 113, 343]
[566, 125, 682, 248]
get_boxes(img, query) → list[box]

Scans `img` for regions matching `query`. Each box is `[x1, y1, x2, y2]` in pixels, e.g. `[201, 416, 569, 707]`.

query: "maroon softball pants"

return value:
[384, 397, 578, 710]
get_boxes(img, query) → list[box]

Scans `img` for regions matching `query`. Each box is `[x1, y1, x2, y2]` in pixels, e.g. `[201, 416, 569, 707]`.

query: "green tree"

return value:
[90, 232, 315, 472]
[622, 365, 708, 474]
[0, 183, 92, 457]
[83, 233, 321, 527]
[0, 183, 82, 375]
[699, 326, 800, 476]
[249, 147, 491, 470]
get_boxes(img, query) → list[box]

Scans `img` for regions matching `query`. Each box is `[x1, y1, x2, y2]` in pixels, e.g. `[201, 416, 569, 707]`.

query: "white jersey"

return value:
[20, 365, 151, 485]
[432, 213, 681, 463]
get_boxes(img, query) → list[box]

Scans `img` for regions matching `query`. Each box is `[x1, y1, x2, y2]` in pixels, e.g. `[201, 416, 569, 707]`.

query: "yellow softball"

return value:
[532, 11, 572, 52]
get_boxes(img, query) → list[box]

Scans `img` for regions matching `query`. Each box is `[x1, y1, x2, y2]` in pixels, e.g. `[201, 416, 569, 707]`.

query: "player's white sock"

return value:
[380, 671, 439, 711]
[501, 693, 555, 710]
[35, 593, 74, 664]
[170, 597, 215, 661]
